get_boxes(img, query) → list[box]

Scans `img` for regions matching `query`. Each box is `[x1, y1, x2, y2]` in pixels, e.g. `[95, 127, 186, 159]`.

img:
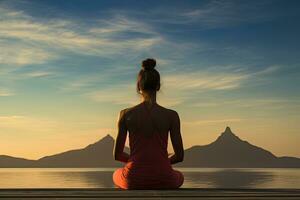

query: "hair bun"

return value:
[142, 58, 156, 70]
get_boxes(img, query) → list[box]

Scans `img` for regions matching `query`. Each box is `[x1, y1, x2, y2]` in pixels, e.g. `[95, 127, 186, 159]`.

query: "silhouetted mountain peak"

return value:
[215, 127, 242, 144]
[222, 126, 236, 136]
[96, 134, 114, 144]
[225, 126, 232, 133]
[102, 134, 114, 142]
[85, 134, 114, 150]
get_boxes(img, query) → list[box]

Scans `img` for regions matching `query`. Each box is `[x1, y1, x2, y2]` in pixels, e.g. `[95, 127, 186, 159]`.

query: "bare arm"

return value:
[113, 109, 130, 163]
[169, 111, 184, 164]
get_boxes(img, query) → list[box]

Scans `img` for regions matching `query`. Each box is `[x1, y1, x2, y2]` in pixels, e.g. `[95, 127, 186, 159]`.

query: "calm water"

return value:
[0, 168, 299, 188]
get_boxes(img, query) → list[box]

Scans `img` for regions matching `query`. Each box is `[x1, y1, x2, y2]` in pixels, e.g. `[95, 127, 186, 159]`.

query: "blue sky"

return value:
[0, 0, 300, 159]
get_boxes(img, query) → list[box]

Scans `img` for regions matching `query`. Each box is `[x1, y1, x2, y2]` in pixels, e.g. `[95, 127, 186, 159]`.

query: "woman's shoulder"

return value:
[119, 103, 141, 116]
[156, 104, 179, 117]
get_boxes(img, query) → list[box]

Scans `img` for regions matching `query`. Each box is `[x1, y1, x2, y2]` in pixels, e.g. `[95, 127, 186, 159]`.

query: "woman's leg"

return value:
[172, 170, 184, 188]
[113, 168, 128, 189]
[113, 168, 184, 190]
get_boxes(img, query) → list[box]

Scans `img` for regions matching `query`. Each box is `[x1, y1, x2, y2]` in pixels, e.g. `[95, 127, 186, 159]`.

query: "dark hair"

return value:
[137, 58, 160, 93]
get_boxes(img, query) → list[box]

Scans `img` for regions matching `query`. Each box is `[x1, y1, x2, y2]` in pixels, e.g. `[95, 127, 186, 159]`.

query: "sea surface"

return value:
[0, 168, 299, 188]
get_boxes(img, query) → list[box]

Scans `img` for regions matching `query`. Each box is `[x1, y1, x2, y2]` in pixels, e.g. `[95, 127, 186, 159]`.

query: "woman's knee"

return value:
[174, 170, 184, 188]
[112, 168, 123, 187]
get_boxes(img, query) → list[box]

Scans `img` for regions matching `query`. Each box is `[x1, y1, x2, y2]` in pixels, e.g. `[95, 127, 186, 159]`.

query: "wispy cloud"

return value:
[0, 5, 165, 100]
[0, 40, 55, 66]
[183, 118, 243, 126]
[180, 0, 273, 28]
[190, 98, 300, 113]
[0, 88, 14, 96]
[165, 65, 279, 91]
[23, 71, 53, 78]
[0, 7, 162, 68]
[0, 115, 58, 132]
[87, 83, 139, 106]
[90, 15, 155, 36]
[163, 71, 247, 91]
[115, 0, 274, 29]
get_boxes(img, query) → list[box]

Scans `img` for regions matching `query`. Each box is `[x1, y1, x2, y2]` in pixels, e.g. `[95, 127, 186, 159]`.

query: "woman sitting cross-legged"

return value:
[113, 58, 184, 189]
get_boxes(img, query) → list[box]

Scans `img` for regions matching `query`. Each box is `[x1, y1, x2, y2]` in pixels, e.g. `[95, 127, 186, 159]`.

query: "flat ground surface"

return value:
[0, 188, 300, 199]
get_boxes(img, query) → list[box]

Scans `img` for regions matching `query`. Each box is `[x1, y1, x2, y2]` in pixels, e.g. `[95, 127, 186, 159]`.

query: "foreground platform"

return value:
[0, 188, 300, 199]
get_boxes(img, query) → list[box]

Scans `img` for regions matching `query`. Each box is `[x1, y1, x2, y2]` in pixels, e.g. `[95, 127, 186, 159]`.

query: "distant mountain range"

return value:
[1, 127, 300, 168]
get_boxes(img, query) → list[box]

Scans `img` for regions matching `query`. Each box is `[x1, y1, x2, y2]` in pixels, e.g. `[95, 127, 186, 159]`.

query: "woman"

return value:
[113, 58, 184, 189]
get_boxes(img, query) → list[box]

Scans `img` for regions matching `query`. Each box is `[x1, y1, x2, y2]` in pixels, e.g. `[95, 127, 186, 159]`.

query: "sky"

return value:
[0, 0, 300, 160]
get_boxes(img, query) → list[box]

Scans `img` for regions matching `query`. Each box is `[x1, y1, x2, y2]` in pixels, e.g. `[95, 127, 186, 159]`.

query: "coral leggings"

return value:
[113, 167, 184, 189]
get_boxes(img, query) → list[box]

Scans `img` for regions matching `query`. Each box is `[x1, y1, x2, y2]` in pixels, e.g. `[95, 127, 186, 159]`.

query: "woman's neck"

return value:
[141, 91, 157, 105]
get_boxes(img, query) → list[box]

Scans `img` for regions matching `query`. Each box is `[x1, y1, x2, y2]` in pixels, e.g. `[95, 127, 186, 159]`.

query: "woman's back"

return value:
[122, 102, 176, 168]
